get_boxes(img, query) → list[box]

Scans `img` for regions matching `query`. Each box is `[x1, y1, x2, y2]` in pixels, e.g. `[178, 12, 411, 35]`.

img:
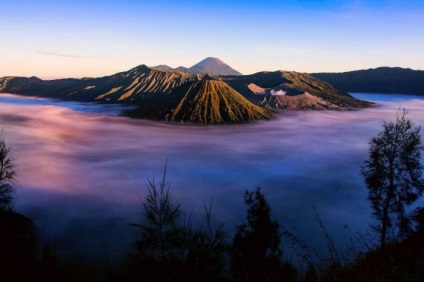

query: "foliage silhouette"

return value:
[0, 130, 16, 210]
[231, 187, 297, 281]
[126, 165, 228, 281]
[361, 108, 424, 248]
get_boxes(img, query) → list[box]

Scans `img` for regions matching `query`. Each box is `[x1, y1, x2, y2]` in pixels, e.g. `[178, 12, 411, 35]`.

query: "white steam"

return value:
[270, 89, 286, 96]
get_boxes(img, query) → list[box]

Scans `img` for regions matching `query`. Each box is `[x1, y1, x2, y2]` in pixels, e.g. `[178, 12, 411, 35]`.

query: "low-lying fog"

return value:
[1, 93, 424, 263]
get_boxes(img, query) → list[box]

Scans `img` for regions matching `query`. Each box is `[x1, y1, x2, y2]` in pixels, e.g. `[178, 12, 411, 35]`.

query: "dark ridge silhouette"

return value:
[313, 67, 424, 95]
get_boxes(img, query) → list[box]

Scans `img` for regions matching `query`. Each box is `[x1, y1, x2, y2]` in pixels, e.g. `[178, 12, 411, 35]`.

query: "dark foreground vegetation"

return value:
[2, 109, 424, 281]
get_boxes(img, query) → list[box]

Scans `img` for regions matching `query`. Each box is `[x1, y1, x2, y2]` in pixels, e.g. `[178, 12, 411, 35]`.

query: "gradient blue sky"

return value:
[0, 0, 423, 78]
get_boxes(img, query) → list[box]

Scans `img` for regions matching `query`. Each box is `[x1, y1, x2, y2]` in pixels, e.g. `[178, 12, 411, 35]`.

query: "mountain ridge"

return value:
[0, 59, 372, 124]
[153, 57, 242, 76]
[312, 67, 424, 95]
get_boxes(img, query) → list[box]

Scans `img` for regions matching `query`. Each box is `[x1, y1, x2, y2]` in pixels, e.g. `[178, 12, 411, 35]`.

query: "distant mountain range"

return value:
[312, 67, 424, 95]
[0, 58, 371, 124]
[153, 57, 243, 76]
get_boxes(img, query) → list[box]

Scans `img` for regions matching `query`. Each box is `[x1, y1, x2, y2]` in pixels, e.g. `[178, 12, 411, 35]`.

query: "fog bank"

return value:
[1, 93, 424, 262]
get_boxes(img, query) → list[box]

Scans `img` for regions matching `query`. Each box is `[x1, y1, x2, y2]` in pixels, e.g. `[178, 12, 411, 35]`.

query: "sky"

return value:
[0, 0, 423, 78]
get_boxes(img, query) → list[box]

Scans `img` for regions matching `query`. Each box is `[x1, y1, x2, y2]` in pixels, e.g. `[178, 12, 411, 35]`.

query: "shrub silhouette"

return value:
[231, 187, 297, 281]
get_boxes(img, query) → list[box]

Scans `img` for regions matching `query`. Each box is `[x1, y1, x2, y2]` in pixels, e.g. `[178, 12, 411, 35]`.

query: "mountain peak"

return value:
[130, 64, 150, 72]
[148, 58, 242, 76]
[129, 79, 269, 124]
[189, 57, 242, 76]
[152, 64, 173, 71]
[196, 57, 224, 64]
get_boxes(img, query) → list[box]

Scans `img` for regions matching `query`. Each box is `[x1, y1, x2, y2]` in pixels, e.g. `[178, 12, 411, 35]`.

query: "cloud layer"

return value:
[1, 93, 424, 261]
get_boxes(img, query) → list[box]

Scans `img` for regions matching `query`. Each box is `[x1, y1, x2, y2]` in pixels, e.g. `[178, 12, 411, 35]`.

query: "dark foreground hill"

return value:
[0, 60, 372, 124]
[313, 67, 424, 95]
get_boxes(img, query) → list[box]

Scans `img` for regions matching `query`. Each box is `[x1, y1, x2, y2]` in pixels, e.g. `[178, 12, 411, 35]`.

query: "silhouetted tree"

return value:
[232, 187, 293, 281]
[361, 109, 424, 248]
[0, 131, 16, 210]
[127, 166, 182, 281]
[126, 166, 228, 281]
